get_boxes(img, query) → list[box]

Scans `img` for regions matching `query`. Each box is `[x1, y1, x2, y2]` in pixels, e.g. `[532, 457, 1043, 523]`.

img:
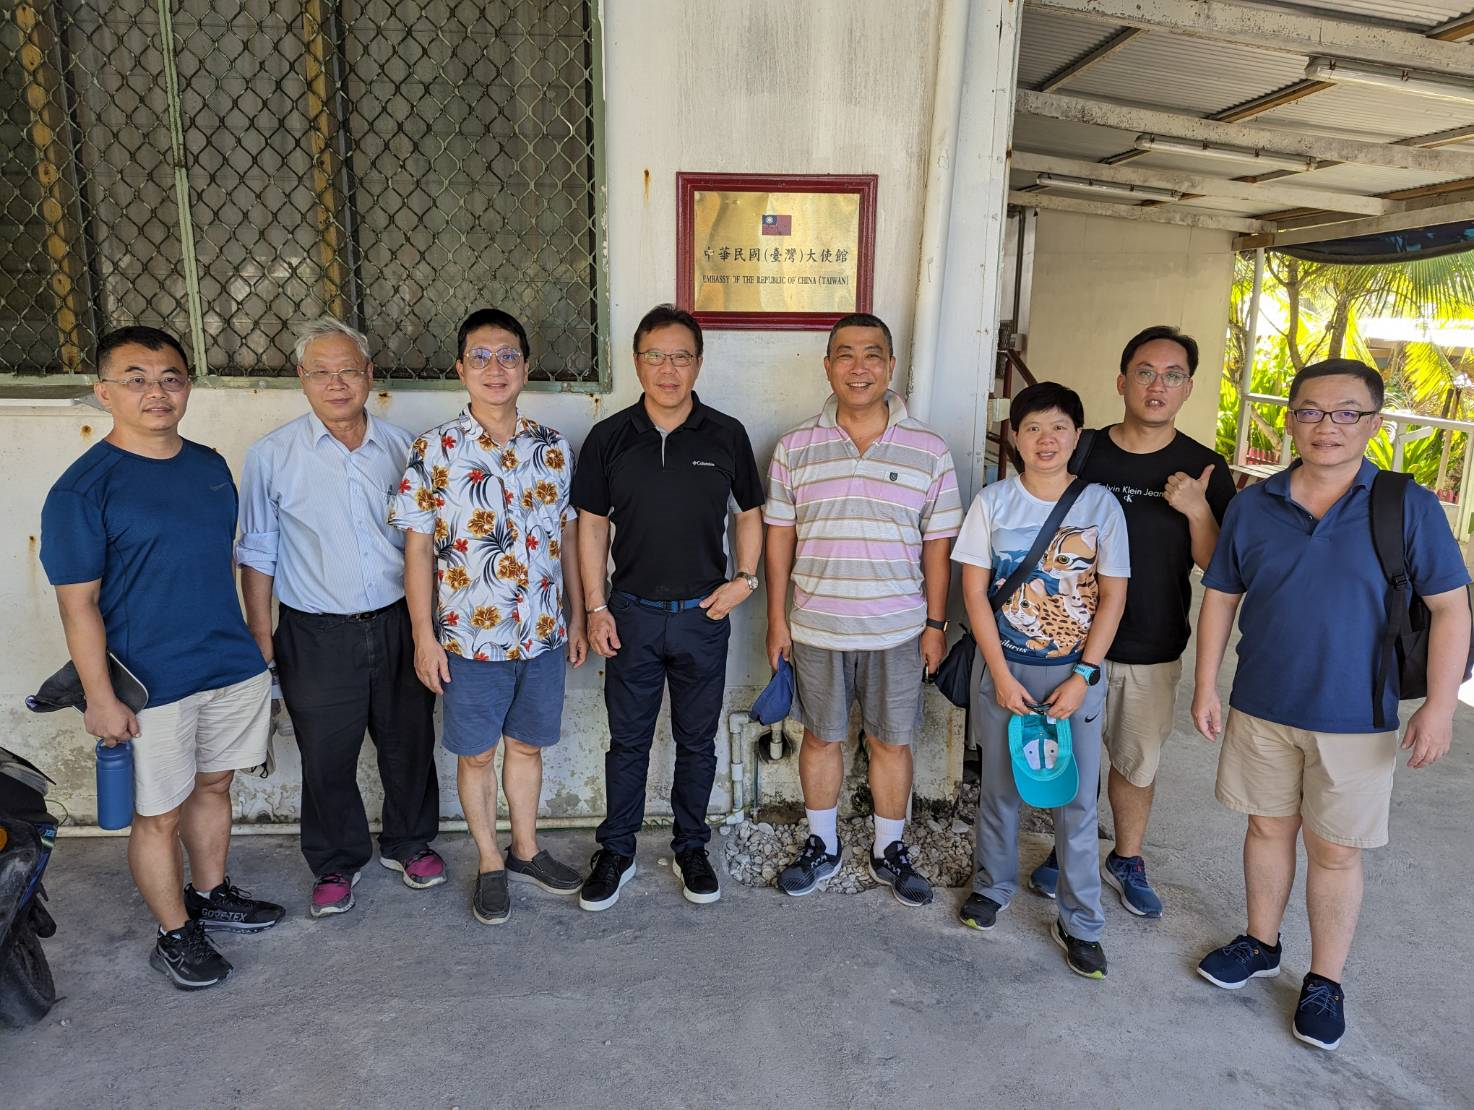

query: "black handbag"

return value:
[930, 478, 1089, 708]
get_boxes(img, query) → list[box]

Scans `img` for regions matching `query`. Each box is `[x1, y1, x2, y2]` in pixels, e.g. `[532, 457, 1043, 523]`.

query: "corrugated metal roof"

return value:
[1272, 1, 1474, 31]
[1016, 8, 1125, 89]
[1012, 115, 1138, 161]
[1291, 163, 1463, 195]
[1252, 85, 1474, 145]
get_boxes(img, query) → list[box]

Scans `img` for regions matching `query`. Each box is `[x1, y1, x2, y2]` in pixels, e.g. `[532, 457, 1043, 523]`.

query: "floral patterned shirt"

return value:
[391, 408, 573, 661]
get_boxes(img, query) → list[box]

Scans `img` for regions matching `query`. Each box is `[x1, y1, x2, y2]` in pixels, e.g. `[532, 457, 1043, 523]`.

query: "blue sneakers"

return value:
[1197, 933, 1282, 989]
[1027, 849, 1058, 899]
[1293, 974, 1346, 1051]
[1102, 852, 1163, 918]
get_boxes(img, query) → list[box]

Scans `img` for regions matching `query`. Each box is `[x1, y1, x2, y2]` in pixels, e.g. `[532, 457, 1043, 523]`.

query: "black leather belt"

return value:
[281, 599, 401, 622]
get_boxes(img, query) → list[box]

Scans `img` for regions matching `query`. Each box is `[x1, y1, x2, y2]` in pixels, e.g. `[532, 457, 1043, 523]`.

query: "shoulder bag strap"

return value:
[1369, 470, 1412, 730]
[990, 478, 1090, 614]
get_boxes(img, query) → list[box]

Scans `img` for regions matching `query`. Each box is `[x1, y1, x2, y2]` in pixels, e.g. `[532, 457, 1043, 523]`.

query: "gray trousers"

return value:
[970, 655, 1106, 942]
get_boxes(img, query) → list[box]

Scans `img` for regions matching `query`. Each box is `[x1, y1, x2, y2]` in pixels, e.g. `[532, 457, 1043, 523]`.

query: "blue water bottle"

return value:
[95, 739, 135, 830]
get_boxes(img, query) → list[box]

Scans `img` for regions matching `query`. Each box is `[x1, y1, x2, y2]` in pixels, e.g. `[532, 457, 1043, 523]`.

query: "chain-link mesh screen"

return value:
[1, 0, 605, 384]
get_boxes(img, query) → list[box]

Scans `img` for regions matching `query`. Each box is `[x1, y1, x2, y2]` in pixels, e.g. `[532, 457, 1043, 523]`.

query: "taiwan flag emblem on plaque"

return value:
[761, 213, 792, 236]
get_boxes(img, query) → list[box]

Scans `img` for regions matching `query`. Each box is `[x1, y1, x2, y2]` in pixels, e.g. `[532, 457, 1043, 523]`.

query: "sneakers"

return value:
[1293, 974, 1346, 1051]
[184, 878, 285, 933]
[1028, 849, 1059, 899]
[1052, 918, 1108, 980]
[776, 835, 843, 896]
[506, 847, 583, 895]
[1197, 933, 1282, 989]
[958, 892, 1002, 932]
[380, 848, 447, 890]
[472, 870, 511, 925]
[150, 919, 233, 991]
[578, 849, 636, 912]
[673, 848, 721, 905]
[1102, 852, 1163, 918]
[867, 841, 933, 907]
[309, 871, 360, 919]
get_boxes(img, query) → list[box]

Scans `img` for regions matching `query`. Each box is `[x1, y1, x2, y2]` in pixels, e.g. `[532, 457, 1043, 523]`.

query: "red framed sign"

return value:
[676, 172, 877, 331]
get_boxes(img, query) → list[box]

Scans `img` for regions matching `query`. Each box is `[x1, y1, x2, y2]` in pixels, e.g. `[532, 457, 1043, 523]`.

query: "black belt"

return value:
[281, 599, 402, 623]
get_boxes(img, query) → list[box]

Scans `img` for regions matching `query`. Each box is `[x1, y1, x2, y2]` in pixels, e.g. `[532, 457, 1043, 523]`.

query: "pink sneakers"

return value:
[380, 848, 447, 890]
[309, 871, 359, 918]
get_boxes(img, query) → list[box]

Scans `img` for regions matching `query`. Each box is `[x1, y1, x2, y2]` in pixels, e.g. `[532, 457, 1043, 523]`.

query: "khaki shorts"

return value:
[790, 636, 925, 746]
[1215, 709, 1399, 849]
[132, 670, 271, 817]
[1102, 659, 1182, 788]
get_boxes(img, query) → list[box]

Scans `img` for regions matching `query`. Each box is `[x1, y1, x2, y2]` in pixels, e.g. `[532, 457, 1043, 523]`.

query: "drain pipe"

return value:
[724, 712, 764, 823]
[906, 0, 971, 424]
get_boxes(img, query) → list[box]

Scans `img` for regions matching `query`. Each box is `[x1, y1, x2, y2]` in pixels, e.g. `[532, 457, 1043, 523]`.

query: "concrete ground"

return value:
[4, 667, 1473, 1107]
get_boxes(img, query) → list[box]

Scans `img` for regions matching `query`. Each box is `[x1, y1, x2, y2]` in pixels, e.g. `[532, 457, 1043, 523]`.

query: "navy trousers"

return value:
[597, 593, 730, 856]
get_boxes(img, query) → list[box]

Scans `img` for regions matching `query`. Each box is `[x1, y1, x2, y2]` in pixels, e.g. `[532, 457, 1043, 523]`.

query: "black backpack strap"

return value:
[1369, 470, 1412, 730]
[990, 478, 1090, 614]
[1067, 428, 1098, 476]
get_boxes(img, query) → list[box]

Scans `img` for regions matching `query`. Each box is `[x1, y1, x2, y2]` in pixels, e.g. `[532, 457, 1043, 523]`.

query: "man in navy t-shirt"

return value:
[41, 326, 283, 991]
[1191, 358, 1471, 1051]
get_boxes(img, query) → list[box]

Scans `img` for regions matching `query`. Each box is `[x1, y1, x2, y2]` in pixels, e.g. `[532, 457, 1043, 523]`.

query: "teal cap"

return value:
[1008, 710, 1079, 810]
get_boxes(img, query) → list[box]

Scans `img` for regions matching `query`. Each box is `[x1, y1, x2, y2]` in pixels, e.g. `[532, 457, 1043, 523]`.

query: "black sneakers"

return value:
[578, 849, 636, 912]
[867, 841, 933, 907]
[1052, 919, 1108, 980]
[777, 835, 843, 896]
[958, 892, 1002, 931]
[1293, 973, 1346, 1051]
[150, 919, 233, 991]
[184, 878, 285, 933]
[472, 870, 511, 925]
[505, 848, 584, 895]
[673, 848, 721, 905]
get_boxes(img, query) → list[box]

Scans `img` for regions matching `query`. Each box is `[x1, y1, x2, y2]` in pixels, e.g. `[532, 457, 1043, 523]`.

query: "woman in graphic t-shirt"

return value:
[951, 382, 1129, 980]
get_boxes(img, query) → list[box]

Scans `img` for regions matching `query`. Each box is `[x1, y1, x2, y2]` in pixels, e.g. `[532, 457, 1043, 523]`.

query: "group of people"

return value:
[38, 305, 1467, 1057]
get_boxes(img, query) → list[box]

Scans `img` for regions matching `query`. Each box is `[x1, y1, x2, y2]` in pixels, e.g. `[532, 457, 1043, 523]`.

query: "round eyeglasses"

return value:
[464, 346, 524, 371]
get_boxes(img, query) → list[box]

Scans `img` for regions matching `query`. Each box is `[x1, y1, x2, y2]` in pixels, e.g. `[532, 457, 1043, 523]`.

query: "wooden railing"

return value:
[986, 345, 1038, 482]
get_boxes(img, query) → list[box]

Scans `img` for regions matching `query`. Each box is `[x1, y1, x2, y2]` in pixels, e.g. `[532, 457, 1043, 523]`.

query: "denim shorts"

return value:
[441, 648, 567, 756]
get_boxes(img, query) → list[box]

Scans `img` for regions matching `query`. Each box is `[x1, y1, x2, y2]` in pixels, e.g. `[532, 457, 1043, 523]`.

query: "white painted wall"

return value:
[2, 0, 967, 825]
[1019, 210, 1235, 447]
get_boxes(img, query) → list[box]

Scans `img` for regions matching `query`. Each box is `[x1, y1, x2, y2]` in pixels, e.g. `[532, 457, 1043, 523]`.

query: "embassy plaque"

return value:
[676, 172, 877, 330]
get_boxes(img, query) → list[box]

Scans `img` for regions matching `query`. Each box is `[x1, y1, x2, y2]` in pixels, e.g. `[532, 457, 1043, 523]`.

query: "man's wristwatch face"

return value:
[737, 573, 758, 591]
[925, 618, 948, 632]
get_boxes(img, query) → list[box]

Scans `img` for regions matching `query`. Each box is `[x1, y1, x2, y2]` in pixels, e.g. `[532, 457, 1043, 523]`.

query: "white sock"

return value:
[805, 807, 839, 856]
[873, 815, 906, 859]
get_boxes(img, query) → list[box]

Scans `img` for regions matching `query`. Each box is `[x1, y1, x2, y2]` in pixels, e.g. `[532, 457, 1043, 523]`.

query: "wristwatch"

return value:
[735, 571, 759, 592]
[925, 618, 948, 632]
[1072, 662, 1102, 686]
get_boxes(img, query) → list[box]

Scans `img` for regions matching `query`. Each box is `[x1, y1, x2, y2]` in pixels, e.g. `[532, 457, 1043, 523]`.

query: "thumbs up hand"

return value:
[1164, 463, 1215, 517]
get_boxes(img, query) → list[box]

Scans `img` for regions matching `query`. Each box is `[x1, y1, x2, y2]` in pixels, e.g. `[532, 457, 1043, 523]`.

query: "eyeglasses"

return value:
[302, 367, 369, 386]
[1131, 367, 1191, 389]
[1289, 407, 1379, 425]
[464, 346, 524, 371]
[637, 349, 696, 368]
[100, 372, 190, 393]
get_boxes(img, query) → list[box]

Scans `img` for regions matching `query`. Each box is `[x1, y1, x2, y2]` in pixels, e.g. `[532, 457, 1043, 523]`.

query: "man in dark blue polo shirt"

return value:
[1191, 358, 1470, 1052]
[573, 304, 764, 911]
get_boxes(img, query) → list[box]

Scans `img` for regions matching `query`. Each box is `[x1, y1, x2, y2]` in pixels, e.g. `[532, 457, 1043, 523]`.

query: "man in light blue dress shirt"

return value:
[238, 317, 443, 919]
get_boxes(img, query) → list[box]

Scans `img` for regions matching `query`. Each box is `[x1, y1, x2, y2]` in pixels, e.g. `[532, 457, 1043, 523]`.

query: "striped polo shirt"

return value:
[765, 390, 963, 650]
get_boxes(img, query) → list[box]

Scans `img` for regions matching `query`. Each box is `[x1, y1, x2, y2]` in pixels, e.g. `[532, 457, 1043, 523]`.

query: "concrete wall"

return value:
[1, 0, 970, 825]
[1019, 210, 1234, 446]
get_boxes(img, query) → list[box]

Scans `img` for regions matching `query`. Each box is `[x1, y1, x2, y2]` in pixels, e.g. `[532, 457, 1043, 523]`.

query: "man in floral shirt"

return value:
[393, 308, 588, 926]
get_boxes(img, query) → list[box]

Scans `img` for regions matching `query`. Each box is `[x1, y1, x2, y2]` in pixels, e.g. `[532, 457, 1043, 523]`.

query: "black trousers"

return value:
[597, 594, 730, 857]
[275, 600, 438, 876]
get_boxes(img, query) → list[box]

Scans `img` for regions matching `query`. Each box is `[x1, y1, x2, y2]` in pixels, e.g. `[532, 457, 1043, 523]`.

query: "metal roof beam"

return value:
[1234, 198, 1474, 249]
[1010, 191, 1271, 233]
[1015, 90, 1474, 176]
[1012, 151, 1390, 214]
[1035, 27, 1143, 92]
[1026, 0, 1474, 77]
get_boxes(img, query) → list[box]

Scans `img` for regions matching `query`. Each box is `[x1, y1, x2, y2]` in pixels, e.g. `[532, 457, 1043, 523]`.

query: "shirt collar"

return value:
[457, 406, 533, 444]
[1263, 457, 1378, 499]
[306, 410, 382, 449]
[818, 389, 908, 430]
[631, 392, 707, 433]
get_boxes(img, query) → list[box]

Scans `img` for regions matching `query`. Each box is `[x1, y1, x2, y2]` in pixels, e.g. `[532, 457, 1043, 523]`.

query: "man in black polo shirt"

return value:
[573, 303, 764, 911]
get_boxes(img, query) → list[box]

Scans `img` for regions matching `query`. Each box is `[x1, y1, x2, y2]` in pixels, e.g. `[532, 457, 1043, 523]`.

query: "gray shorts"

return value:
[790, 637, 925, 746]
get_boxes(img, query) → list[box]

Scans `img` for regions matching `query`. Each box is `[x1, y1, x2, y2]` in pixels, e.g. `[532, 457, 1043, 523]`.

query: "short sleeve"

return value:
[234, 442, 280, 576]
[557, 438, 577, 528]
[950, 492, 994, 569]
[920, 447, 963, 540]
[570, 422, 611, 516]
[40, 487, 106, 586]
[1206, 454, 1236, 524]
[1202, 494, 1247, 593]
[391, 430, 437, 534]
[1405, 484, 1471, 598]
[731, 423, 765, 512]
[763, 437, 796, 527]
[1096, 492, 1131, 578]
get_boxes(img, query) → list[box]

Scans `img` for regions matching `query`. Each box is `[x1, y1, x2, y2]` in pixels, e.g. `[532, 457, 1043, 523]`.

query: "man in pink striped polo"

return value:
[764, 313, 963, 904]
